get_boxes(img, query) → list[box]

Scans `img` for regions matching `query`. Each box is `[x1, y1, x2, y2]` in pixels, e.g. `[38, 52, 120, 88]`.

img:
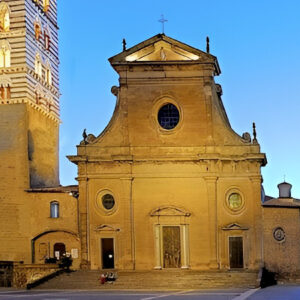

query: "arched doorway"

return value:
[54, 243, 66, 260]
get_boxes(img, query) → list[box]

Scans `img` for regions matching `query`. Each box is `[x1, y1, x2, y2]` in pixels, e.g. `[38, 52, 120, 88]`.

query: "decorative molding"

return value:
[150, 206, 191, 217]
[222, 223, 249, 231]
[94, 224, 120, 232]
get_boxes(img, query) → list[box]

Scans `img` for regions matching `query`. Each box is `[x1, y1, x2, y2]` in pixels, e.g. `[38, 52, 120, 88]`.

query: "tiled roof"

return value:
[263, 197, 300, 208]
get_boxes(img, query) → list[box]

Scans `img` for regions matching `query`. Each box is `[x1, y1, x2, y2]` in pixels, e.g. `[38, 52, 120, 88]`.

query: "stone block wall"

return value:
[263, 207, 300, 275]
[13, 263, 59, 288]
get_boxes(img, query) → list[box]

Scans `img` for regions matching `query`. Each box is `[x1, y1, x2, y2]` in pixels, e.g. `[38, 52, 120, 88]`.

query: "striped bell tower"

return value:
[0, 0, 60, 187]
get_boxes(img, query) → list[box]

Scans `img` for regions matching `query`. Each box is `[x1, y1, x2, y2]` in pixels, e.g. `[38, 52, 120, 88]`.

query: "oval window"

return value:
[228, 193, 242, 210]
[102, 194, 115, 210]
[158, 103, 180, 130]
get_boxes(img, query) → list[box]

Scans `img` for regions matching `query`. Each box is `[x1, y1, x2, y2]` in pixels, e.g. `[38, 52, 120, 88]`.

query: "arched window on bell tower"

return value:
[0, 2, 10, 32]
[34, 17, 42, 40]
[35, 83, 43, 104]
[0, 77, 11, 101]
[35, 53, 42, 77]
[45, 60, 52, 85]
[0, 85, 11, 100]
[43, 0, 50, 13]
[44, 26, 51, 50]
[0, 40, 11, 68]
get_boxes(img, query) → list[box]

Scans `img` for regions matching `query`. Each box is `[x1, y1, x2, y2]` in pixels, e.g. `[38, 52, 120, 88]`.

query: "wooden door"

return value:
[229, 237, 243, 268]
[163, 226, 181, 268]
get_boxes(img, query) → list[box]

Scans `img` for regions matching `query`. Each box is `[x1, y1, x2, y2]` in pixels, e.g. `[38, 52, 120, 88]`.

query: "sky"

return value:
[57, 0, 300, 198]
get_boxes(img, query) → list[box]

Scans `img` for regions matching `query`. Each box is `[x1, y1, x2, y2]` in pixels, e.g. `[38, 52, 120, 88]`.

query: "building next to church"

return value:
[0, 0, 81, 277]
[1, 0, 300, 288]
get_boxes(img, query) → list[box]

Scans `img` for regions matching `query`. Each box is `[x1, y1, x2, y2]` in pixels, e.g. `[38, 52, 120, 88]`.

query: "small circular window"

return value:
[158, 103, 180, 130]
[102, 194, 115, 210]
[228, 193, 242, 210]
[273, 227, 285, 242]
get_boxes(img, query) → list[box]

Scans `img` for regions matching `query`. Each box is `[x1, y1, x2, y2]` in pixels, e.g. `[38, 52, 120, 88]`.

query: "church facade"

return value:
[1, 0, 300, 286]
[69, 34, 266, 271]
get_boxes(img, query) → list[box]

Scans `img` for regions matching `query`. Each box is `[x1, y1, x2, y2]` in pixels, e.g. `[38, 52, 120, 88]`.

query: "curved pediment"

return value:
[222, 223, 249, 231]
[95, 224, 120, 232]
[150, 206, 191, 217]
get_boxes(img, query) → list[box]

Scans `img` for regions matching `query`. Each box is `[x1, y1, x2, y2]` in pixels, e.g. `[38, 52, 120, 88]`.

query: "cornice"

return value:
[0, 29, 26, 38]
[0, 66, 60, 97]
[27, 68, 59, 96]
[0, 97, 60, 123]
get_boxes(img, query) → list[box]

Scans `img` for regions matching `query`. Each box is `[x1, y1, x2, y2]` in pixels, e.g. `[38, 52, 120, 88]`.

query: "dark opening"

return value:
[0, 262, 13, 287]
[101, 238, 114, 269]
[158, 103, 179, 130]
[229, 237, 243, 268]
[53, 243, 66, 260]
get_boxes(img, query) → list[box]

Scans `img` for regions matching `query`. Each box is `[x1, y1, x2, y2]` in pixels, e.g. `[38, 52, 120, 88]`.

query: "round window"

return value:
[273, 227, 285, 242]
[228, 193, 242, 210]
[102, 194, 115, 210]
[158, 103, 180, 130]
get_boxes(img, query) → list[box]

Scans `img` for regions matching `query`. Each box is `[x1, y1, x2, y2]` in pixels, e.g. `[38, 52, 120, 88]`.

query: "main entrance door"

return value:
[101, 238, 114, 269]
[163, 226, 181, 268]
[229, 236, 243, 268]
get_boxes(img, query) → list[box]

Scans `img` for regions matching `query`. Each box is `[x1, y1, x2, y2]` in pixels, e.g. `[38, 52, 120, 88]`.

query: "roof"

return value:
[277, 181, 292, 187]
[109, 34, 221, 75]
[26, 185, 78, 194]
[263, 197, 300, 208]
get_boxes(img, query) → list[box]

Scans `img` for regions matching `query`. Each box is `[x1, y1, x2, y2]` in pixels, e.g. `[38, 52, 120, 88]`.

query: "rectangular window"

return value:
[50, 202, 59, 218]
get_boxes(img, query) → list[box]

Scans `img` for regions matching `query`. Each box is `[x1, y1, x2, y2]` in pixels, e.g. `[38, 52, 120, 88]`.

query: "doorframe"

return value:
[100, 237, 115, 269]
[154, 224, 189, 269]
[228, 235, 244, 269]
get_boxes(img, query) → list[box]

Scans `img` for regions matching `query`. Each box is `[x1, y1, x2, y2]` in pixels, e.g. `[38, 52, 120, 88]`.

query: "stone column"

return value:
[154, 225, 162, 269]
[181, 225, 190, 269]
[204, 176, 219, 269]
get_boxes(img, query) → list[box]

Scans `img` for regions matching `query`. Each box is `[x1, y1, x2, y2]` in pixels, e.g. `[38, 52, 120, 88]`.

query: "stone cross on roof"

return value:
[158, 14, 168, 34]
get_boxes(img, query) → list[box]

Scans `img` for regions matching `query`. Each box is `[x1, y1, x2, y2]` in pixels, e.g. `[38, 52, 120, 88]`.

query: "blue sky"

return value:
[57, 0, 300, 198]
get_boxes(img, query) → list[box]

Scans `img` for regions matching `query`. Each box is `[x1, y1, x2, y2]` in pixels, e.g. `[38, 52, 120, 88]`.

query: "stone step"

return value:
[36, 270, 259, 290]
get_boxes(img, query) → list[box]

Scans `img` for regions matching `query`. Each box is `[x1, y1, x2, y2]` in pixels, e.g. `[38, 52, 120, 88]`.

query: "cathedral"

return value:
[1, 0, 300, 287]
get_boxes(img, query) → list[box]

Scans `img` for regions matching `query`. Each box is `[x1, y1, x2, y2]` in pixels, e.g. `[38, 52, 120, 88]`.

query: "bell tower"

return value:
[0, 0, 60, 187]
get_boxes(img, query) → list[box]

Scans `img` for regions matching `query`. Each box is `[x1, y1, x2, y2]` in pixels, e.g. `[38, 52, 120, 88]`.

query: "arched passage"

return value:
[31, 230, 79, 265]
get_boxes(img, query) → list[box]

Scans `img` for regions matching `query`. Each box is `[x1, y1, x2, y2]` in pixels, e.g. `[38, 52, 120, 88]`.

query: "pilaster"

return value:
[204, 176, 219, 269]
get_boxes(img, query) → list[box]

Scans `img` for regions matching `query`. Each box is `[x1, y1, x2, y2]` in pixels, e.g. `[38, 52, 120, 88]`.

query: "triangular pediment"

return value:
[125, 40, 201, 62]
[109, 34, 220, 74]
[150, 206, 191, 217]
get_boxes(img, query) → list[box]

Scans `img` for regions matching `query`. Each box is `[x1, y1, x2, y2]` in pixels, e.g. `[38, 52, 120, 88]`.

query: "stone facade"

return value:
[68, 34, 267, 271]
[0, 0, 300, 288]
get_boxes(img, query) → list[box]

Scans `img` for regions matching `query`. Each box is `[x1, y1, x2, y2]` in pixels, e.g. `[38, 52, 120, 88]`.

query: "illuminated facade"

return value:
[1, 0, 300, 288]
[69, 34, 266, 271]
